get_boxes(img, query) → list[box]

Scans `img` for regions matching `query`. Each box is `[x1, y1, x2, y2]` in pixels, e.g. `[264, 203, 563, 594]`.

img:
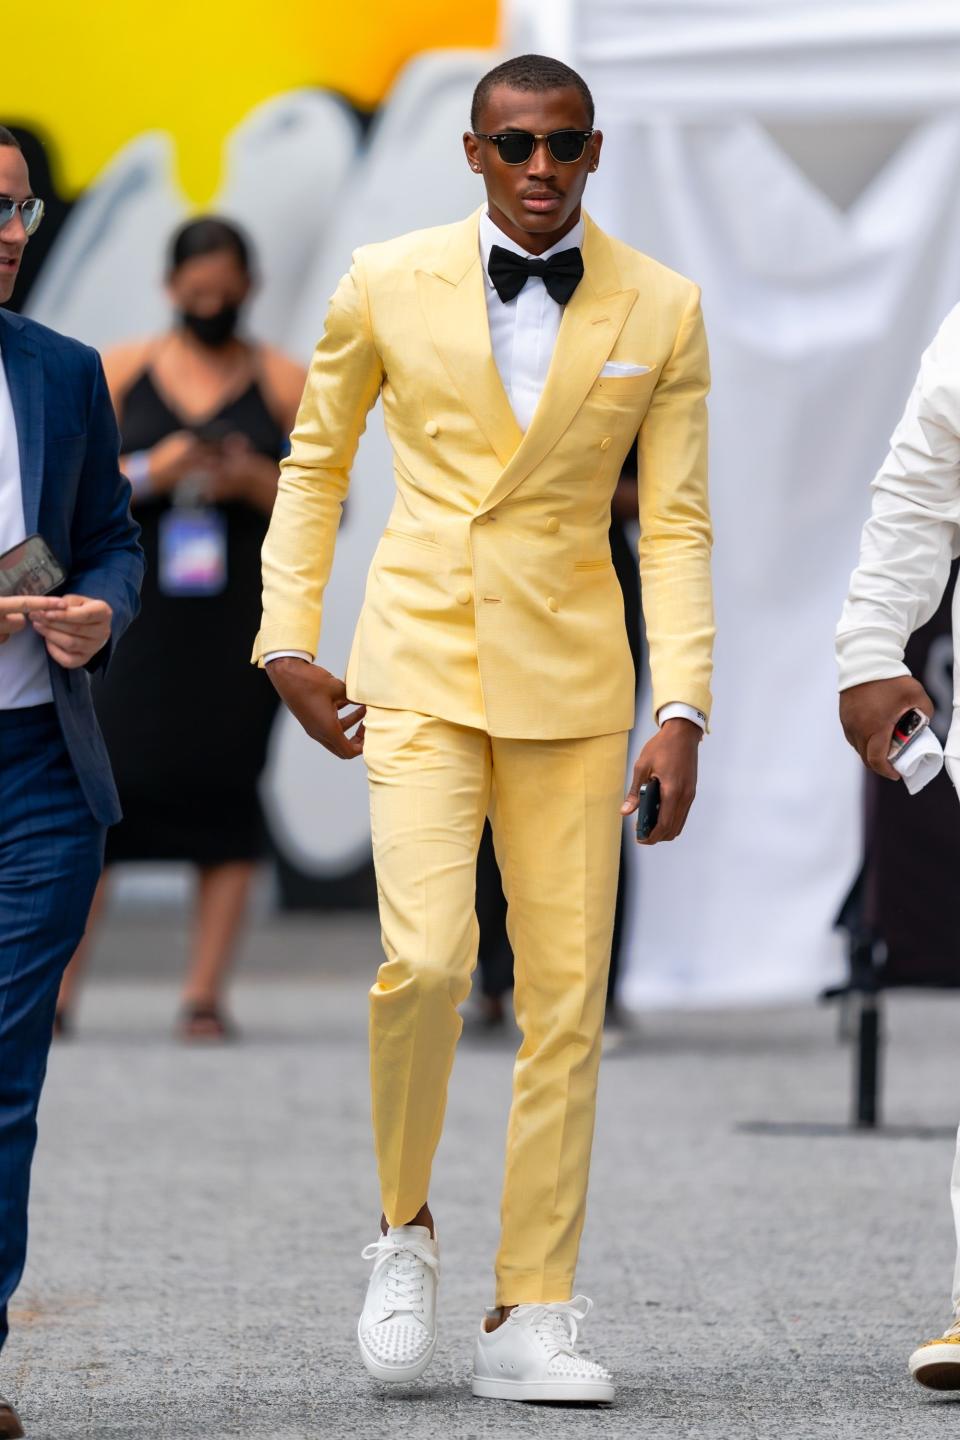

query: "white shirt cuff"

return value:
[263, 650, 314, 665]
[658, 702, 707, 731]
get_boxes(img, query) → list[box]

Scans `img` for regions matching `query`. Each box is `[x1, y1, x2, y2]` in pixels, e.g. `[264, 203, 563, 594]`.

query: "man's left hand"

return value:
[30, 594, 113, 669]
[621, 718, 702, 844]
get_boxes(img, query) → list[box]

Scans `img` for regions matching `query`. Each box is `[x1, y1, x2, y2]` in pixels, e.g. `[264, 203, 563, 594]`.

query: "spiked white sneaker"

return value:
[357, 1225, 440, 1382]
[472, 1295, 615, 1404]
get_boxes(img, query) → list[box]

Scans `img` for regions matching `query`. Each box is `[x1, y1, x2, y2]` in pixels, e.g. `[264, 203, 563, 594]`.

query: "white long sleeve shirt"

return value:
[837, 302, 960, 707]
[267, 211, 705, 730]
[0, 341, 53, 709]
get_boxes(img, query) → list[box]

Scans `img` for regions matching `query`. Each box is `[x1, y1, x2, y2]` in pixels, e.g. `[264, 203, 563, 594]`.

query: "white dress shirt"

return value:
[0, 343, 53, 709]
[266, 211, 706, 732]
[836, 300, 960, 780]
[478, 207, 584, 433]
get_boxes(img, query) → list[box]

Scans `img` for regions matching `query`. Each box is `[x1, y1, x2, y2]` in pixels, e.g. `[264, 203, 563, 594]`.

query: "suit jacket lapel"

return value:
[416, 210, 523, 468]
[0, 311, 44, 534]
[477, 214, 638, 516]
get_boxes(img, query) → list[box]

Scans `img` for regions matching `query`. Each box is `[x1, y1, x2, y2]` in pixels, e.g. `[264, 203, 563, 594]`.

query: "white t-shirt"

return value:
[0, 342, 54, 708]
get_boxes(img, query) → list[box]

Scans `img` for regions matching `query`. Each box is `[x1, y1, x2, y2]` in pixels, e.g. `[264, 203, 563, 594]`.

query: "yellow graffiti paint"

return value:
[7, 1, 498, 202]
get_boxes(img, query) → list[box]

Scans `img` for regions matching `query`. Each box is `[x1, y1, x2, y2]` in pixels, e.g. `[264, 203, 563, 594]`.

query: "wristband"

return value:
[124, 451, 153, 498]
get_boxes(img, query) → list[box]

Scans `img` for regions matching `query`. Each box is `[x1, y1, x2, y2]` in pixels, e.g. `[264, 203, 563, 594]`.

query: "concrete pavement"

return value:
[4, 909, 960, 1438]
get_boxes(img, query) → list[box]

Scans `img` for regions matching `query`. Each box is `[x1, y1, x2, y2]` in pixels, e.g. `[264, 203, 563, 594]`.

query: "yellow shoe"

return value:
[909, 1319, 960, 1389]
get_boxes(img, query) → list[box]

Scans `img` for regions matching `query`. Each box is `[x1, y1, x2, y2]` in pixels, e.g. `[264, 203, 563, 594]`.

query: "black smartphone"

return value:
[636, 777, 661, 840]
[0, 534, 66, 598]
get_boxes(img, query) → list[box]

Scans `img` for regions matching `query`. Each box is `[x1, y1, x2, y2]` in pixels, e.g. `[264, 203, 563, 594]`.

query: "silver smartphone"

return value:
[0, 534, 66, 599]
[888, 707, 929, 762]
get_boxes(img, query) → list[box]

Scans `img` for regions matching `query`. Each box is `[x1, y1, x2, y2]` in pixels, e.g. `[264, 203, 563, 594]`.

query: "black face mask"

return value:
[179, 303, 240, 349]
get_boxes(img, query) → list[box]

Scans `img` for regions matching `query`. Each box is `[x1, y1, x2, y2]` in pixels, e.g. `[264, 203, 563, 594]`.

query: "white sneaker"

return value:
[909, 1316, 960, 1389]
[472, 1295, 615, 1404]
[357, 1225, 440, 1382]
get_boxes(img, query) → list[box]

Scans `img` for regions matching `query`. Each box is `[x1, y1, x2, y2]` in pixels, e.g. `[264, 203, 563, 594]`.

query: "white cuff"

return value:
[658, 702, 707, 731]
[894, 728, 944, 795]
[835, 625, 910, 692]
[263, 650, 314, 665]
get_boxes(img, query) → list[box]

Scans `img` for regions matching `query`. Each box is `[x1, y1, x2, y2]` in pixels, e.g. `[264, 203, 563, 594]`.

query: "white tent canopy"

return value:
[508, 0, 960, 1005]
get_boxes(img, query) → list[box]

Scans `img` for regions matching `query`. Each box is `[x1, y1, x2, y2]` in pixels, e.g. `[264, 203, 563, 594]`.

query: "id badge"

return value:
[158, 507, 227, 597]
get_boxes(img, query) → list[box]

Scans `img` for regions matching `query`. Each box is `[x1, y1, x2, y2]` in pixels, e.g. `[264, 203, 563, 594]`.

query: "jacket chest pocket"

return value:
[578, 373, 659, 440]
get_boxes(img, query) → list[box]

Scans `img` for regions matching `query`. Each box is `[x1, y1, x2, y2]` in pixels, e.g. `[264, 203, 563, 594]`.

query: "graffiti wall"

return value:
[4, 4, 499, 899]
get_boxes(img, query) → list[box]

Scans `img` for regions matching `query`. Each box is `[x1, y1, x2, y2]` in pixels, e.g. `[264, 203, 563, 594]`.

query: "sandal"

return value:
[178, 1003, 236, 1043]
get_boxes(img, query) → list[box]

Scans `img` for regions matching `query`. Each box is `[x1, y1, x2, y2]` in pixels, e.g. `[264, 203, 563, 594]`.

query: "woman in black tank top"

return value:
[56, 218, 306, 1041]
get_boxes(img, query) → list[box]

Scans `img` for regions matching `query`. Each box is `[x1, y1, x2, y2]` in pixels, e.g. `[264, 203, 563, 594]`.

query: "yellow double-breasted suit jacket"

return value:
[253, 208, 715, 738]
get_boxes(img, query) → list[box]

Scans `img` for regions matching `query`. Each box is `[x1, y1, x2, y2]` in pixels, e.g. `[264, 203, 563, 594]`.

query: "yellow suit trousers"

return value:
[364, 706, 628, 1306]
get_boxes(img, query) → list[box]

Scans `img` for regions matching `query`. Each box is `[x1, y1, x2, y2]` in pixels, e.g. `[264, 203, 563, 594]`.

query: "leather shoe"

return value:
[0, 1394, 24, 1438]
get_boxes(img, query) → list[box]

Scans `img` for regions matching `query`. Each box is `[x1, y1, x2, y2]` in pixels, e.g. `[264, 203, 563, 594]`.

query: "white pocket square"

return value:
[600, 361, 651, 377]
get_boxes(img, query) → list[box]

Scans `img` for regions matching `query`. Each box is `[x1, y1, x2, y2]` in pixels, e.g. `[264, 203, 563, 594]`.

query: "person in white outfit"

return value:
[837, 300, 960, 1390]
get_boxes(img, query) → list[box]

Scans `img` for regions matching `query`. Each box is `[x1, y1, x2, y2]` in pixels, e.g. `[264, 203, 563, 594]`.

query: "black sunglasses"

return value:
[0, 195, 44, 236]
[473, 129, 594, 166]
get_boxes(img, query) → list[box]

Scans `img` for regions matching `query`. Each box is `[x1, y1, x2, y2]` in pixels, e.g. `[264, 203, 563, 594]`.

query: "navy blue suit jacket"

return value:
[0, 308, 144, 826]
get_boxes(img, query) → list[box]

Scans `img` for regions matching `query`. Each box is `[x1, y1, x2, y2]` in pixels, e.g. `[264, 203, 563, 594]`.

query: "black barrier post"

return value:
[744, 874, 950, 1139]
[853, 990, 881, 1129]
[823, 870, 885, 1129]
[846, 924, 884, 1130]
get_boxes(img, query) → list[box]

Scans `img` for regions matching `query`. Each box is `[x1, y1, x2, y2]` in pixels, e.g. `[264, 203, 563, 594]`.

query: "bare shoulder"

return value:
[258, 345, 308, 426]
[102, 337, 154, 398]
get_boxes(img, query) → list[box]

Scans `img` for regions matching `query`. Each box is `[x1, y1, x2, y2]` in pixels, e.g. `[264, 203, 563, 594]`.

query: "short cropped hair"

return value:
[471, 54, 594, 132]
[0, 126, 22, 151]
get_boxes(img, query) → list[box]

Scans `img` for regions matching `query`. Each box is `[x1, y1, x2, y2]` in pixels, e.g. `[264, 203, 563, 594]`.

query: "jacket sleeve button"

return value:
[425, 420, 439, 437]
[547, 596, 559, 613]
[546, 516, 560, 533]
[600, 436, 612, 451]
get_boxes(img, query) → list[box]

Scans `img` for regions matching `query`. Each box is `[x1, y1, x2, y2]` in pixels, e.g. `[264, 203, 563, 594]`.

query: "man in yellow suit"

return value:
[254, 54, 714, 1405]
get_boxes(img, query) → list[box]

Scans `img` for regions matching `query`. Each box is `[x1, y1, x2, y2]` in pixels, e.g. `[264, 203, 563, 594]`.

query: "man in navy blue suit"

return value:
[0, 127, 143, 1439]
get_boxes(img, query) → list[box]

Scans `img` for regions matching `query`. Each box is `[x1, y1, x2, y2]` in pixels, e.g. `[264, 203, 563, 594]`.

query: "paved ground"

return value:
[5, 909, 960, 1439]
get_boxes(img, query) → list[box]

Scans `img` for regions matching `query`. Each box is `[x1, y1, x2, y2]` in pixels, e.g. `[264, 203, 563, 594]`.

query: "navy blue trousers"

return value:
[0, 705, 104, 1352]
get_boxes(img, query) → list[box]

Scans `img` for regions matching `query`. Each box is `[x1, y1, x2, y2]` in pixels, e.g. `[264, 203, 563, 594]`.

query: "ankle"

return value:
[380, 1203, 434, 1238]
[484, 1304, 517, 1332]
[181, 988, 221, 1009]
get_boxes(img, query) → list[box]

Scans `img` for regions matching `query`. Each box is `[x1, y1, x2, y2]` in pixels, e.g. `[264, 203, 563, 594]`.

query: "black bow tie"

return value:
[487, 244, 584, 306]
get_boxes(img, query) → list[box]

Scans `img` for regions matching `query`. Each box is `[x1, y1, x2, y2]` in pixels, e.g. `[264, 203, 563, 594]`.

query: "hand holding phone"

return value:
[636, 777, 661, 841]
[0, 593, 68, 645]
[887, 707, 929, 762]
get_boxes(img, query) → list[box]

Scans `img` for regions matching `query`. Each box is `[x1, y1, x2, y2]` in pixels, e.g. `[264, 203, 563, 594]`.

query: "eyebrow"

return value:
[485, 125, 585, 133]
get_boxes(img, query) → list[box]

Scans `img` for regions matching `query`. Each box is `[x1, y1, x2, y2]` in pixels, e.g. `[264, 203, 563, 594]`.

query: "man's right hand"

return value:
[266, 657, 366, 759]
[839, 675, 934, 781]
[0, 594, 68, 644]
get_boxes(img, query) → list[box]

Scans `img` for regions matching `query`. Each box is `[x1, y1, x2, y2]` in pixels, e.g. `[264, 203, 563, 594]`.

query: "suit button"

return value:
[474, 514, 490, 526]
[547, 596, 559, 613]
[600, 436, 612, 451]
[456, 588, 471, 605]
[425, 420, 439, 437]
[546, 516, 560, 533]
